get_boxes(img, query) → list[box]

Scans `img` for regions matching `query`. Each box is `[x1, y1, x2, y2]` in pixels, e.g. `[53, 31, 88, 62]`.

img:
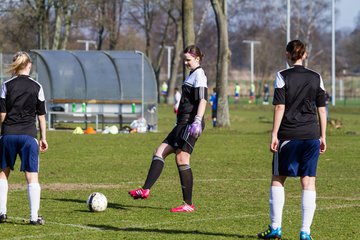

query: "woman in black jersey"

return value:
[258, 40, 327, 240]
[129, 45, 208, 212]
[0, 52, 48, 225]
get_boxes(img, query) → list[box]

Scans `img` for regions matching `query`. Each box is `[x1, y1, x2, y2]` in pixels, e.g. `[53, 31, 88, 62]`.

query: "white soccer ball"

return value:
[86, 192, 108, 212]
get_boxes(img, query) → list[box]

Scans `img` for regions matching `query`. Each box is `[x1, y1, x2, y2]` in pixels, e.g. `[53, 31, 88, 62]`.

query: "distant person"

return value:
[257, 40, 327, 240]
[209, 88, 217, 127]
[263, 83, 270, 105]
[174, 87, 181, 114]
[129, 45, 208, 212]
[324, 91, 330, 121]
[161, 81, 168, 103]
[249, 82, 255, 103]
[234, 83, 240, 104]
[0, 52, 48, 225]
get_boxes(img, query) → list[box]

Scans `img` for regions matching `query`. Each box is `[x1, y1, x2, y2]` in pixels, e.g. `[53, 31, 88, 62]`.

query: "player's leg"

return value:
[129, 143, 175, 199]
[0, 168, 10, 223]
[212, 109, 217, 127]
[299, 139, 319, 239]
[176, 150, 192, 205]
[300, 177, 316, 240]
[270, 175, 287, 228]
[258, 175, 286, 239]
[25, 172, 43, 224]
[0, 135, 18, 223]
[170, 150, 194, 212]
[20, 136, 44, 225]
[143, 143, 175, 189]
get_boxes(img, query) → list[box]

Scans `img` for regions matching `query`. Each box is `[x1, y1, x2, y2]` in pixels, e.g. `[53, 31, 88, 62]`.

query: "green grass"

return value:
[2, 103, 360, 240]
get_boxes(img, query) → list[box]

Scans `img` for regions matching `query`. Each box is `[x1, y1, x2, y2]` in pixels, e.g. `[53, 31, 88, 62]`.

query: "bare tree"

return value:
[52, 0, 76, 50]
[182, 0, 195, 79]
[211, 0, 230, 127]
[128, 0, 160, 64]
[108, 0, 125, 50]
[292, 0, 331, 67]
[166, 4, 183, 104]
[26, 0, 52, 49]
[182, 0, 195, 47]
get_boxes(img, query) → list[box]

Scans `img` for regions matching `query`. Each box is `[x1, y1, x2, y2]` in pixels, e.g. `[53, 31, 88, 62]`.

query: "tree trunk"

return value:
[182, 0, 195, 80]
[60, 3, 72, 50]
[52, 1, 62, 50]
[167, 17, 183, 105]
[109, 0, 124, 50]
[211, 0, 231, 127]
[154, 16, 170, 103]
[143, 0, 152, 64]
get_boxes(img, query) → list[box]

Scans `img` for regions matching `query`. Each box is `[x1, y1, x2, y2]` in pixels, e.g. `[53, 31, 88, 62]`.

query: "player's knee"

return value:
[25, 172, 39, 184]
[175, 154, 190, 165]
[301, 176, 316, 190]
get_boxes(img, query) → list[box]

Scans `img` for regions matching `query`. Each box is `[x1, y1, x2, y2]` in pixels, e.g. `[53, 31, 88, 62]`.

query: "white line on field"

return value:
[8, 177, 360, 191]
[8, 231, 89, 240]
[6, 203, 360, 239]
[9, 216, 104, 231]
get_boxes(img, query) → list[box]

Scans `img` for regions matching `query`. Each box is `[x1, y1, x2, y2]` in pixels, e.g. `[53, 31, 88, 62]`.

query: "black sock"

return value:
[143, 156, 164, 189]
[178, 164, 193, 205]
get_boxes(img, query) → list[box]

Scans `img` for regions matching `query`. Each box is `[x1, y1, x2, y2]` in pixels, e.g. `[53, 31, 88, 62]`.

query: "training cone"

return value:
[84, 127, 96, 134]
[73, 126, 84, 134]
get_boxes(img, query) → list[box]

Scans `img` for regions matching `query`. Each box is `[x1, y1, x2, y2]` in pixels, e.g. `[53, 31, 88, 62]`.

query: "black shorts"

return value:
[212, 108, 217, 118]
[163, 122, 205, 154]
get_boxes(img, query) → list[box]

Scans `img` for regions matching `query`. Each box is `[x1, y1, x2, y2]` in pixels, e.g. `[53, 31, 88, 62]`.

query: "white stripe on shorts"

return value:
[273, 151, 279, 176]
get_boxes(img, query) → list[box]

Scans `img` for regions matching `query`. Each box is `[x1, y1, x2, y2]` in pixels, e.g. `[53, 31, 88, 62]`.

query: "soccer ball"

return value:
[86, 192, 108, 212]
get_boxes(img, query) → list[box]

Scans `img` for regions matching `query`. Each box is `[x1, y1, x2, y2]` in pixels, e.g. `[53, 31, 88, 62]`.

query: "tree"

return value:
[108, 0, 125, 50]
[211, 0, 230, 127]
[182, 0, 195, 79]
[292, 0, 331, 67]
[52, 0, 76, 50]
[166, 3, 182, 104]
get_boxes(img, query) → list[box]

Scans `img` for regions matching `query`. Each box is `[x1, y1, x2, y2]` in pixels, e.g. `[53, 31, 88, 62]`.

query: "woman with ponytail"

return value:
[0, 52, 48, 225]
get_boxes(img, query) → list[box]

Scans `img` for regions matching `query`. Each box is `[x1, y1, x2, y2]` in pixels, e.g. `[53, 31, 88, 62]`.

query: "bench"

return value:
[47, 99, 142, 131]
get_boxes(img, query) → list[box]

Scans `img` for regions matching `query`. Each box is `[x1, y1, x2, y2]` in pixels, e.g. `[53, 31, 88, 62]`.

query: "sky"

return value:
[337, 0, 360, 29]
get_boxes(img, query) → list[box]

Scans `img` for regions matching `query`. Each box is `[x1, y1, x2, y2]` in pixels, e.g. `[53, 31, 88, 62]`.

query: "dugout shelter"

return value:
[31, 50, 158, 131]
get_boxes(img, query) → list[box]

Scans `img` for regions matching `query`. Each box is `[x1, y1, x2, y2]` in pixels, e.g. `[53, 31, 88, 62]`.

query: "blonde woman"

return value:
[0, 52, 48, 225]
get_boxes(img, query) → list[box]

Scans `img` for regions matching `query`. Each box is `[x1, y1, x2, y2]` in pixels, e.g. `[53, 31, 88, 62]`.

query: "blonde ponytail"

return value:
[7, 51, 32, 76]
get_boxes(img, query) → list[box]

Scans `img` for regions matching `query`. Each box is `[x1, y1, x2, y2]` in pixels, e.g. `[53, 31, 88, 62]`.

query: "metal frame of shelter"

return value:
[31, 50, 158, 130]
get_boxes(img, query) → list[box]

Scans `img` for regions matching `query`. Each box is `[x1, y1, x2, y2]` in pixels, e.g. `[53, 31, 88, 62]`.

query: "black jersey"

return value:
[0, 75, 46, 138]
[177, 67, 208, 124]
[273, 65, 326, 140]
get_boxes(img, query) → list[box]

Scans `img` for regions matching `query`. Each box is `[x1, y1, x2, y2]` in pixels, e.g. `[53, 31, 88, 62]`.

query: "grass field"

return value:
[2, 103, 360, 240]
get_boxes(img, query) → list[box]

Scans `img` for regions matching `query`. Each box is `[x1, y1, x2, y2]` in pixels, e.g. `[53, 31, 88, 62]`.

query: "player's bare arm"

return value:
[270, 104, 285, 152]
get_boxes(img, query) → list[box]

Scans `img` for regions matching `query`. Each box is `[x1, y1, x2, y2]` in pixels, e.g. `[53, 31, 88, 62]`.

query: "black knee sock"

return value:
[143, 156, 164, 189]
[178, 164, 193, 205]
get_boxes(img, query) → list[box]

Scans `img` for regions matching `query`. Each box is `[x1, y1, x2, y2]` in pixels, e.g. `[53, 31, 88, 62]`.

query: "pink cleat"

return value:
[128, 188, 150, 199]
[170, 203, 195, 212]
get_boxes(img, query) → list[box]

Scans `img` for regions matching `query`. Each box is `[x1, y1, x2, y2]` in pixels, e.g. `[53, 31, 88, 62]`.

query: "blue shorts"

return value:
[272, 139, 320, 177]
[1, 135, 40, 172]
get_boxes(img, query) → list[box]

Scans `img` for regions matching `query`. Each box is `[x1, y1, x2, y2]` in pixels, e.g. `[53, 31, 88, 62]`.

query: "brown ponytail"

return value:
[286, 40, 306, 63]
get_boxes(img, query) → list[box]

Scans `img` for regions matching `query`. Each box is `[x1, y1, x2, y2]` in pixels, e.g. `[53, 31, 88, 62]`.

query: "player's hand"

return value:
[189, 115, 202, 138]
[320, 137, 326, 154]
[270, 136, 278, 153]
[39, 139, 48, 153]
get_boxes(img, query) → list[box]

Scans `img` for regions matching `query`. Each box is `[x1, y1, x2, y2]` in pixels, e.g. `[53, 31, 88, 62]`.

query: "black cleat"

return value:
[30, 216, 45, 225]
[0, 214, 7, 223]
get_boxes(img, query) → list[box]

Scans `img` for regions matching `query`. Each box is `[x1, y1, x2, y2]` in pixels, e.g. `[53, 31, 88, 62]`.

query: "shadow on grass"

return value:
[48, 198, 169, 211]
[88, 224, 259, 239]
